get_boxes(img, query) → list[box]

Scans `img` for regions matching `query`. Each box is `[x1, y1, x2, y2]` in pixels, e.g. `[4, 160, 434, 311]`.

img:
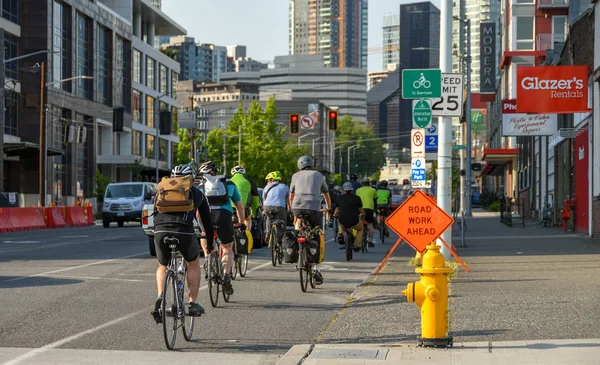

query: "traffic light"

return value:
[383, 161, 387, 167]
[289, 114, 300, 135]
[328, 110, 338, 131]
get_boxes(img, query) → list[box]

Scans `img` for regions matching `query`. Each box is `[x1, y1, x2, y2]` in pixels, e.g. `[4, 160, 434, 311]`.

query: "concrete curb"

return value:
[276, 344, 313, 365]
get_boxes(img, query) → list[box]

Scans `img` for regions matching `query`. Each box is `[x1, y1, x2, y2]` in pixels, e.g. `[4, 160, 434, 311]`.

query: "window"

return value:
[516, 17, 534, 50]
[98, 26, 110, 105]
[159, 64, 167, 94]
[53, 1, 71, 91]
[4, 90, 18, 136]
[132, 90, 141, 123]
[146, 134, 155, 158]
[133, 49, 141, 83]
[115, 36, 130, 108]
[2, 0, 18, 23]
[146, 96, 155, 128]
[552, 16, 567, 43]
[147, 57, 155, 89]
[171, 71, 178, 98]
[132, 130, 142, 156]
[159, 139, 167, 162]
[4, 32, 17, 81]
[218, 109, 226, 116]
[76, 13, 91, 99]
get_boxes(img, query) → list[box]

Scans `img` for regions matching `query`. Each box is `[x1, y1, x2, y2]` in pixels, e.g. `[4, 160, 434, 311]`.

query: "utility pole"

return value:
[0, 30, 5, 193]
[223, 134, 227, 174]
[238, 124, 241, 166]
[38, 62, 45, 206]
[437, 0, 453, 260]
[464, 18, 473, 216]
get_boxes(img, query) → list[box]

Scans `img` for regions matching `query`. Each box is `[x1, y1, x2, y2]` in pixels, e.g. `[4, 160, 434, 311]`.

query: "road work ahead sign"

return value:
[385, 189, 454, 253]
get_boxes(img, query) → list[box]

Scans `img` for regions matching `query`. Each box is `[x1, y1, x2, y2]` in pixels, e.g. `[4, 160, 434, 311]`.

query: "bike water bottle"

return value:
[177, 265, 185, 289]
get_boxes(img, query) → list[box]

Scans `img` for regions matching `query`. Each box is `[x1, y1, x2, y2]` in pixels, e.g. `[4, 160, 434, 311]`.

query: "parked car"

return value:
[102, 182, 156, 228]
[390, 195, 404, 211]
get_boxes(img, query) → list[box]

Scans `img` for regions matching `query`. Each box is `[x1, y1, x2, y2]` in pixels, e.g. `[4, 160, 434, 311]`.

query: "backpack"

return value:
[155, 176, 194, 213]
[203, 174, 230, 206]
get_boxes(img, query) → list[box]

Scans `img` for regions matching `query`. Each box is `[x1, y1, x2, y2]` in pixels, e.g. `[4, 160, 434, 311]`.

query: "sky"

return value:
[162, 0, 442, 73]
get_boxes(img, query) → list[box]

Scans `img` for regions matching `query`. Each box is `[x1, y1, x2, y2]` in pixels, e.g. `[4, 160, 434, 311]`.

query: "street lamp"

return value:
[297, 132, 315, 146]
[222, 132, 243, 174]
[41, 75, 93, 206]
[347, 144, 360, 177]
[334, 146, 343, 175]
[454, 15, 473, 216]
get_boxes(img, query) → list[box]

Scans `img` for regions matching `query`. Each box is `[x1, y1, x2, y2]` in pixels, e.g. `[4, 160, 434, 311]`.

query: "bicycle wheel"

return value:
[380, 220, 385, 245]
[362, 228, 368, 253]
[161, 271, 178, 350]
[424, 80, 431, 88]
[345, 233, 353, 261]
[208, 254, 219, 308]
[413, 80, 420, 88]
[181, 266, 194, 342]
[270, 226, 278, 267]
[239, 254, 248, 277]
[277, 239, 283, 265]
[299, 248, 309, 293]
[231, 240, 238, 280]
[309, 265, 316, 289]
[223, 271, 231, 303]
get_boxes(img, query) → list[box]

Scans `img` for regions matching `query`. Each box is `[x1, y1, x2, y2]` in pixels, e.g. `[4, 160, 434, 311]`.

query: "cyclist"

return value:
[262, 171, 290, 246]
[376, 180, 392, 237]
[355, 177, 377, 248]
[230, 166, 260, 231]
[334, 182, 365, 252]
[152, 164, 214, 321]
[289, 156, 332, 285]
[197, 161, 245, 296]
[328, 185, 342, 228]
[348, 174, 362, 192]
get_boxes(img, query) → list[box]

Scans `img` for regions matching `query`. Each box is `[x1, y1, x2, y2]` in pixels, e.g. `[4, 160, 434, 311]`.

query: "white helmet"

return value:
[171, 164, 195, 178]
[342, 182, 354, 191]
[231, 165, 246, 175]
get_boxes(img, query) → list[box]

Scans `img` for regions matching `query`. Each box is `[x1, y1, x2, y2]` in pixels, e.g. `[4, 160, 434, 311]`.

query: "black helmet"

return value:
[198, 161, 218, 175]
[361, 177, 370, 185]
[380, 180, 388, 188]
[349, 174, 358, 181]
[297, 156, 313, 170]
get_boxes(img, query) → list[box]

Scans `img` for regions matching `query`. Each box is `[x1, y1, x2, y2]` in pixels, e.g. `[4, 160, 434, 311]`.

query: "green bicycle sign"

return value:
[402, 69, 442, 99]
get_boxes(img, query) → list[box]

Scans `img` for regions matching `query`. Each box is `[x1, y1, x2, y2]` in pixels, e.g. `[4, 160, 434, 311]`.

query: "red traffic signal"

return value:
[289, 113, 300, 135]
[328, 110, 338, 131]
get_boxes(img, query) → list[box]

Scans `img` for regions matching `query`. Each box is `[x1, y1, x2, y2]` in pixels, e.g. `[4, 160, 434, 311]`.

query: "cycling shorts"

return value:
[363, 208, 375, 224]
[292, 209, 321, 228]
[154, 230, 199, 266]
[212, 208, 235, 244]
[377, 205, 390, 216]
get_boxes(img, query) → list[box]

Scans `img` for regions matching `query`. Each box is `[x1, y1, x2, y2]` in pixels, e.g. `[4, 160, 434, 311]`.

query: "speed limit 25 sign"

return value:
[431, 73, 464, 117]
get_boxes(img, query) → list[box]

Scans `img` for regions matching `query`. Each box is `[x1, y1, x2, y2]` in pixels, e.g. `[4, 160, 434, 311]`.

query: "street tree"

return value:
[334, 115, 385, 179]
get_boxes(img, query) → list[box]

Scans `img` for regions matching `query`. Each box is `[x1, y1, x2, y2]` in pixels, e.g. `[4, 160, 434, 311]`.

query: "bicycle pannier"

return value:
[236, 229, 253, 255]
[283, 231, 298, 263]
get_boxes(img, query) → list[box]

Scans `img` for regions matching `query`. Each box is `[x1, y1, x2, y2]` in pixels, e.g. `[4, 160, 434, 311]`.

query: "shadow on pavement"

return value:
[0, 275, 83, 288]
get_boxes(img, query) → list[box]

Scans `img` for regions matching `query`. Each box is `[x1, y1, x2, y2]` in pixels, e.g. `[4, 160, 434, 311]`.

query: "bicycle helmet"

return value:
[361, 177, 370, 185]
[379, 180, 388, 188]
[297, 156, 313, 170]
[334, 185, 342, 192]
[349, 174, 358, 181]
[231, 165, 246, 175]
[171, 164, 195, 178]
[265, 171, 282, 181]
[198, 161, 218, 175]
[342, 182, 354, 191]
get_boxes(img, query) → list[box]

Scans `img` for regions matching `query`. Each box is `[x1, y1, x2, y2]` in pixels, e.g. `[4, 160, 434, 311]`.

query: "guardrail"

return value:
[0, 207, 94, 232]
[499, 198, 525, 227]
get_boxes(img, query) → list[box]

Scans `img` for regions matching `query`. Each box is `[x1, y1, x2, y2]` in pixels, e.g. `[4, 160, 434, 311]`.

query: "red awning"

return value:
[481, 148, 518, 176]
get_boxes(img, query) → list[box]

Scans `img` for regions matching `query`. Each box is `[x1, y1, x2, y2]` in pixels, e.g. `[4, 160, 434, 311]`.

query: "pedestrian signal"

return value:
[290, 114, 300, 135]
[328, 110, 338, 131]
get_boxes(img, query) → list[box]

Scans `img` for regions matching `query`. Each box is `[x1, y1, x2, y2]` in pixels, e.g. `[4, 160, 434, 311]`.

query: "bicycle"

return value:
[266, 211, 285, 267]
[296, 213, 320, 293]
[206, 226, 232, 307]
[361, 219, 369, 253]
[341, 225, 355, 261]
[230, 221, 249, 279]
[159, 236, 194, 350]
[413, 78, 431, 89]
[377, 207, 389, 244]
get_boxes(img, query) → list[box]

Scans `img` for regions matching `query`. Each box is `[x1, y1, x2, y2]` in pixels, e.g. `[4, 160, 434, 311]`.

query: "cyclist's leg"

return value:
[263, 206, 275, 243]
[337, 222, 346, 244]
[215, 209, 235, 294]
[153, 231, 171, 318]
[176, 233, 201, 304]
[244, 208, 252, 231]
[352, 221, 364, 249]
[364, 209, 375, 243]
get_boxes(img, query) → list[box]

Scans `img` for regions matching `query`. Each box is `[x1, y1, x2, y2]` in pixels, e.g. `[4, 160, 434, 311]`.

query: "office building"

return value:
[163, 37, 232, 82]
[289, 0, 368, 69]
[382, 14, 400, 70]
[226, 45, 247, 59]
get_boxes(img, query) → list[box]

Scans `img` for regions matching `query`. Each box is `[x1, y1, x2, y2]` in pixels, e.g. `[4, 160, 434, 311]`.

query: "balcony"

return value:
[538, 0, 568, 8]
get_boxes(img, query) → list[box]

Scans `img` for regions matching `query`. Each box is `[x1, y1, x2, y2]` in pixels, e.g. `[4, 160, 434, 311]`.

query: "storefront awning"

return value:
[481, 148, 518, 176]
[3, 142, 64, 158]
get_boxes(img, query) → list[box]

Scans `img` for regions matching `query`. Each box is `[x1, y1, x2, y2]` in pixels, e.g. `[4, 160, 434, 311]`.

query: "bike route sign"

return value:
[412, 100, 433, 129]
[402, 69, 442, 99]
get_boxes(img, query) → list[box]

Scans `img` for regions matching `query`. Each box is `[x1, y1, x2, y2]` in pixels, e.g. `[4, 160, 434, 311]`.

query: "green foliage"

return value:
[479, 190, 498, 208]
[203, 98, 309, 186]
[488, 200, 501, 212]
[176, 128, 193, 165]
[331, 174, 342, 186]
[335, 115, 385, 178]
[127, 159, 144, 182]
[94, 170, 110, 203]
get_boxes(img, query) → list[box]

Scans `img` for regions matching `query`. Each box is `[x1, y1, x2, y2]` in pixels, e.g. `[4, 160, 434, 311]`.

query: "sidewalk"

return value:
[277, 211, 600, 364]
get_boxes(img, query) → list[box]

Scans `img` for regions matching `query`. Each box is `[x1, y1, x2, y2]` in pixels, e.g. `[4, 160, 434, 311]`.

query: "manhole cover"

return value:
[308, 348, 388, 360]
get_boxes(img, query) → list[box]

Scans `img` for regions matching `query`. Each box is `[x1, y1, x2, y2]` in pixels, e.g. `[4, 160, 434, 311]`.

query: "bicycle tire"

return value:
[309, 265, 316, 289]
[299, 249, 308, 293]
[223, 280, 231, 303]
[181, 267, 194, 342]
[208, 254, 219, 308]
[345, 232, 352, 261]
[380, 222, 385, 245]
[239, 254, 248, 277]
[231, 239, 238, 280]
[362, 227, 368, 253]
[424, 80, 431, 88]
[161, 271, 178, 350]
[270, 226, 278, 267]
[277, 239, 283, 265]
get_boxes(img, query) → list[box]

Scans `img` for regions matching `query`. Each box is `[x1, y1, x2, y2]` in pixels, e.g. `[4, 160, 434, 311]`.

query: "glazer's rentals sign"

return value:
[516, 66, 590, 113]
[501, 99, 557, 136]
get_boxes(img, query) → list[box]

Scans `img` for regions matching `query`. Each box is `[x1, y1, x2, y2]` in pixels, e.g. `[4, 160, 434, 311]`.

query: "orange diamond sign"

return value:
[385, 190, 454, 253]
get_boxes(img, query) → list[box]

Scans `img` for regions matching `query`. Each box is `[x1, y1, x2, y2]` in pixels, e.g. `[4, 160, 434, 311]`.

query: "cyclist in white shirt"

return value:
[262, 171, 290, 246]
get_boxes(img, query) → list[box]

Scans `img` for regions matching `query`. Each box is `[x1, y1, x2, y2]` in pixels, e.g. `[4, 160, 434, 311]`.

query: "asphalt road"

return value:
[0, 222, 392, 364]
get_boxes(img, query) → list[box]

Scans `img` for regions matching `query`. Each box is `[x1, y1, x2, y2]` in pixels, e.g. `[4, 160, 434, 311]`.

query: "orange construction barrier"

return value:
[4, 208, 46, 231]
[83, 206, 94, 225]
[66, 206, 90, 227]
[44, 207, 67, 229]
[0, 208, 15, 232]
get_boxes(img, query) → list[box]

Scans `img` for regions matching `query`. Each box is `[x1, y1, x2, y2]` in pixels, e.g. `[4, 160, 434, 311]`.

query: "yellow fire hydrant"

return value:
[402, 243, 453, 348]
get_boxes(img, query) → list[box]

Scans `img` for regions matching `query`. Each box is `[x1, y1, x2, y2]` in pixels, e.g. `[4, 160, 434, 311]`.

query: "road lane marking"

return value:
[50, 275, 151, 283]
[59, 235, 90, 238]
[0, 234, 136, 255]
[4, 252, 148, 282]
[1, 259, 274, 365]
[2, 241, 40, 244]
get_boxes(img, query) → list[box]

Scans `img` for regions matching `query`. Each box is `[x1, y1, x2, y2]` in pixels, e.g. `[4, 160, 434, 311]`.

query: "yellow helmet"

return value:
[265, 171, 282, 181]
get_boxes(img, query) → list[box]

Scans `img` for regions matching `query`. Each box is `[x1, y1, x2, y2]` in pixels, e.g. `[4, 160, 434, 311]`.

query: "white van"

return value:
[102, 182, 157, 228]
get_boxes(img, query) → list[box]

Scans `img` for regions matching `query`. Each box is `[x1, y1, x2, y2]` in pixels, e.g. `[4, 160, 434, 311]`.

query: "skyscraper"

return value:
[289, 0, 368, 69]
[382, 14, 400, 70]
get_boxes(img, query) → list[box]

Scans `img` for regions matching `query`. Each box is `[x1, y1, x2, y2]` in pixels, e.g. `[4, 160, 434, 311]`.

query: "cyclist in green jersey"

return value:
[355, 178, 377, 247]
[230, 166, 259, 231]
[376, 180, 392, 237]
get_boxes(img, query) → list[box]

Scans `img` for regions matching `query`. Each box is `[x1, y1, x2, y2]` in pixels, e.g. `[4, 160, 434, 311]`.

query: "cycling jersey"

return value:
[356, 186, 377, 210]
[376, 188, 392, 205]
[263, 181, 289, 208]
[230, 173, 252, 208]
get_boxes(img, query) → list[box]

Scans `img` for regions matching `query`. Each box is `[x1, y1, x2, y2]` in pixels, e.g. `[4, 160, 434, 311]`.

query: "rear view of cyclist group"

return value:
[149, 155, 393, 348]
